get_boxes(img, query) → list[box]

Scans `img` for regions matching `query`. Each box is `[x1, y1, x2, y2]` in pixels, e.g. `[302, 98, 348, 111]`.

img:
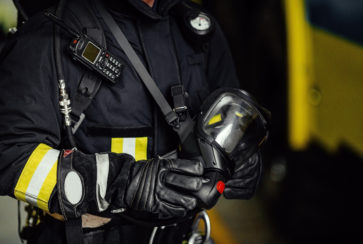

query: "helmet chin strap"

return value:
[142, 0, 155, 7]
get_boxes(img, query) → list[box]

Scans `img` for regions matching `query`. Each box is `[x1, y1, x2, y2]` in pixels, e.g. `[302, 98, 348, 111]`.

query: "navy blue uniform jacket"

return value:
[0, 0, 239, 242]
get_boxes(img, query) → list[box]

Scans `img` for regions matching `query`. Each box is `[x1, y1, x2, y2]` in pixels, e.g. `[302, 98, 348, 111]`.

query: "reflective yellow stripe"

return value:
[111, 137, 148, 160]
[111, 138, 124, 153]
[208, 114, 222, 125]
[14, 144, 51, 202]
[135, 137, 147, 161]
[14, 143, 59, 211]
[235, 111, 243, 118]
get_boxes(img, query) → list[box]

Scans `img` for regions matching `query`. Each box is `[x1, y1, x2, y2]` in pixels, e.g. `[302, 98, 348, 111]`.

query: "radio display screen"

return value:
[82, 42, 100, 64]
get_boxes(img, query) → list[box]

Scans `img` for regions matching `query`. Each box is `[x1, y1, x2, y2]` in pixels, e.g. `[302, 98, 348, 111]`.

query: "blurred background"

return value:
[0, 0, 362, 243]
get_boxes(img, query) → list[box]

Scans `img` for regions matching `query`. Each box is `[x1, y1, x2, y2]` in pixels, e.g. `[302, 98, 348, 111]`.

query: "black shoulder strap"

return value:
[62, 0, 106, 133]
[94, 0, 179, 126]
[94, 0, 196, 145]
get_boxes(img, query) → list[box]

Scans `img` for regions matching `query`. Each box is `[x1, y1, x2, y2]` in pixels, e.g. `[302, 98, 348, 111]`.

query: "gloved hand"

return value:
[53, 150, 204, 221]
[125, 157, 204, 219]
[223, 152, 262, 199]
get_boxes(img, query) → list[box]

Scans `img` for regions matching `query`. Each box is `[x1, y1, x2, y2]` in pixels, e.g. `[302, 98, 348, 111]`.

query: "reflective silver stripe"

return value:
[122, 137, 136, 158]
[95, 153, 110, 211]
[25, 149, 60, 206]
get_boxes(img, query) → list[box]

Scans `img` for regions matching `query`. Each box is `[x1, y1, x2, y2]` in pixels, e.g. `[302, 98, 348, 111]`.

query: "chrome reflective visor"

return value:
[197, 88, 270, 165]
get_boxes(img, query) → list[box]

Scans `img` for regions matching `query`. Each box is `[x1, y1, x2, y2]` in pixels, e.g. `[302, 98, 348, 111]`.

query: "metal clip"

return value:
[188, 233, 204, 244]
[166, 110, 180, 129]
[188, 211, 211, 244]
[58, 79, 72, 127]
[71, 113, 85, 134]
[148, 226, 166, 244]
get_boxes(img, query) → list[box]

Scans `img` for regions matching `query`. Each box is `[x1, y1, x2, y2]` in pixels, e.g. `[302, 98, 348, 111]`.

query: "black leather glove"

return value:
[125, 157, 204, 219]
[54, 150, 203, 221]
[223, 152, 262, 199]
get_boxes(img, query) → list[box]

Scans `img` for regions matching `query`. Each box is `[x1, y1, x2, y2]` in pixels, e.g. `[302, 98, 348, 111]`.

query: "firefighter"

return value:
[0, 0, 262, 243]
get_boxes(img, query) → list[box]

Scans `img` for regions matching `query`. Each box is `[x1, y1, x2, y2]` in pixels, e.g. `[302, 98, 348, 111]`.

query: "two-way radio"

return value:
[45, 11, 123, 84]
[69, 36, 122, 83]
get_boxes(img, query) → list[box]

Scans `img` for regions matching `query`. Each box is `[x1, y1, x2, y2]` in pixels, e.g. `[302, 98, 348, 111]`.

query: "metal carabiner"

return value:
[188, 210, 211, 244]
[149, 226, 166, 244]
[188, 232, 203, 244]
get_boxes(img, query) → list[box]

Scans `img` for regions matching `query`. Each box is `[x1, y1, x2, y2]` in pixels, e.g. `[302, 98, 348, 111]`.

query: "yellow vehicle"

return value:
[286, 0, 363, 157]
[283, 0, 363, 242]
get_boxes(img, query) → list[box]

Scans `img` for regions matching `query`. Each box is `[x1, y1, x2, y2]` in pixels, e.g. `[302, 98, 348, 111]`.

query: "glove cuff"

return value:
[52, 150, 135, 219]
[106, 153, 135, 211]
[57, 149, 85, 220]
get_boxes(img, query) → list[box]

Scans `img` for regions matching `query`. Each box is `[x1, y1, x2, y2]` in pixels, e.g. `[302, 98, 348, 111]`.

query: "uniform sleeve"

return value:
[206, 21, 240, 90]
[0, 18, 63, 212]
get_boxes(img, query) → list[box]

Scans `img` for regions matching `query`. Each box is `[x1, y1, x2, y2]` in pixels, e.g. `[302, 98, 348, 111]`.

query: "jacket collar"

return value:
[104, 0, 183, 20]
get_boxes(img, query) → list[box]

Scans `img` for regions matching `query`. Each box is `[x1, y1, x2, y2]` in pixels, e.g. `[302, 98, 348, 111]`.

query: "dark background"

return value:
[204, 1, 363, 243]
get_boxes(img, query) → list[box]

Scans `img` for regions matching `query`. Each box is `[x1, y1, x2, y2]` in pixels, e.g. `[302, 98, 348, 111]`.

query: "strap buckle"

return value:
[171, 85, 188, 121]
[166, 111, 180, 129]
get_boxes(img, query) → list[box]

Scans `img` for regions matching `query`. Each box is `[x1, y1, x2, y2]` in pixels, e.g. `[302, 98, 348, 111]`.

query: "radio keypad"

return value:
[95, 52, 122, 82]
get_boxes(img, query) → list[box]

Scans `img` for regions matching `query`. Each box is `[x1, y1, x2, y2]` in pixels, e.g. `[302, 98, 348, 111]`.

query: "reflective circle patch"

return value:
[64, 171, 83, 205]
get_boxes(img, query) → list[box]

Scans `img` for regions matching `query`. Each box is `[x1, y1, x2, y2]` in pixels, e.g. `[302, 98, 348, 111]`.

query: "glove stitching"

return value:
[144, 158, 158, 212]
[129, 163, 145, 208]
[135, 162, 149, 210]
[142, 161, 152, 212]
